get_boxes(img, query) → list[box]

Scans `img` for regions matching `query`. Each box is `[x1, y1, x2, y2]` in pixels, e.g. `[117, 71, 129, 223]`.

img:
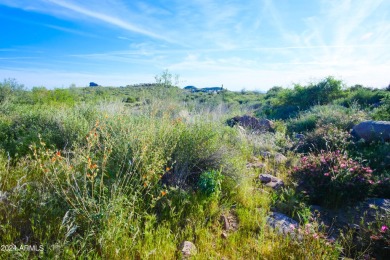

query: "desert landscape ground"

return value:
[0, 75, 389, 259]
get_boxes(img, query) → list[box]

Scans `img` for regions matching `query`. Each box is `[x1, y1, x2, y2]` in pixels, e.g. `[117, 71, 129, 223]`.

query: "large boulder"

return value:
[227, 115, 274, 132]
[352, 121, 390, 142]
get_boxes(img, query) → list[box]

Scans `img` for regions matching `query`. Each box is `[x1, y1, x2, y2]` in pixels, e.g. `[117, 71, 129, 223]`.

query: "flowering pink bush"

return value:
[368, 224, 390, 258]
[291, 150, 373, 208]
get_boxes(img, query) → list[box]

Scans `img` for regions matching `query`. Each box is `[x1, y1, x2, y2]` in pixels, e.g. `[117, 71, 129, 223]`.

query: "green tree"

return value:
[155, 69, 179, 87]
[0, 78, 24, 104]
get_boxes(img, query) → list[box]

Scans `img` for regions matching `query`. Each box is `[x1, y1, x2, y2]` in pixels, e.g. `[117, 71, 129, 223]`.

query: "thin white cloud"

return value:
[46, 0, 175, 42]
[0, 0, 178, 43]
[44, 24, 98, 38]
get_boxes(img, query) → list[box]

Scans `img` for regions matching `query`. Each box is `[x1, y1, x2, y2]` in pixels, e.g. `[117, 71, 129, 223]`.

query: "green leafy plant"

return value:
[197, 170, 224, 196]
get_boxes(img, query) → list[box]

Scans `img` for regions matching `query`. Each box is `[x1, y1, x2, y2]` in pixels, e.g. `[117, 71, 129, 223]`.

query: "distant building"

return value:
[184, 86, 198, 92]
[184, 85, 223, 93]
[89, 82, 99, 87]
[200, 87, 223, 93]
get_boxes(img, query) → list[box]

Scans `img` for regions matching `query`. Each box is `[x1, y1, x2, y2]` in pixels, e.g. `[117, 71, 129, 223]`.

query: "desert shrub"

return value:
[270, 187, 310, 223]
[339, 212, 390, 259]
[291, 150, 373, 208]
[336, 86, 387, 108]
[349, 141, 390, 174]
[290, 113, 317, 133]
[294, 125, 352, 154]
[0, 105, 93, 158]
[288, 104, 368, 134]
[263, 76, 345, 119]
[0, 78, 24, 103]
[371, 94, 390, 121]
[371, 174, 390, 198]
[169, 121, 235, 187]
[123, 96, 137, 103]
[365, 222, 390, 259]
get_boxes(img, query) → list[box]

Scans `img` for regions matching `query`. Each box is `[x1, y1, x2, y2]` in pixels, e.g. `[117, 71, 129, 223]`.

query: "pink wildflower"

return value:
[381, 225, 388, 233]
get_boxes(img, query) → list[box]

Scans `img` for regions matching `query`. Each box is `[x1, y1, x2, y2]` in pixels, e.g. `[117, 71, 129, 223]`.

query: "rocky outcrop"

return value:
[274, 153, 287, 164]
[352, 120, 390, 142]
[227, 115, 274, 132]
[179, 241, 197, 259]
[259, 174, 284, 190]
[267, 212, 298, 236]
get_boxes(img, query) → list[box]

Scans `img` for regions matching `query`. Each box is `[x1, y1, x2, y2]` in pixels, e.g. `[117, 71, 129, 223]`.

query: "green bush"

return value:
[336, 85, 387, 108]
[294, 125, 352, 154]
[291, 150, 373, 208]
[288, 104, 368, 134]
[197, 170, 224, 196]
[263, 76, 344, 119]
[0, 105, 93, 158]
[349, 141, 390, 173]
[372, 94, 390, 120]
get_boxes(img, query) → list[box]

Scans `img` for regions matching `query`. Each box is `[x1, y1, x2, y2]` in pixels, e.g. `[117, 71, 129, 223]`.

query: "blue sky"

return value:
[0, 0, 389, 91]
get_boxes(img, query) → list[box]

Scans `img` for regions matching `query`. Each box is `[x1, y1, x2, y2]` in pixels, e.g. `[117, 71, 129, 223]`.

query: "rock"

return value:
[259, 174, 284, 190]
[266, 181, 284, 190]
[246, 162, 266, 169]
[220, 212, 239, 232]
[259, 174, 273, 183]
[179, 241, 197, 258]
[352, 120, 390, 142]
[260, 151, 272, 158]
[274, 153, 287, 164]
[220, 215, 230, 230]
[267, 212, 298, 236]
[237, 125, 246, 133]
[227, 115, 274, 132]
[258, 119, 274, 132]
